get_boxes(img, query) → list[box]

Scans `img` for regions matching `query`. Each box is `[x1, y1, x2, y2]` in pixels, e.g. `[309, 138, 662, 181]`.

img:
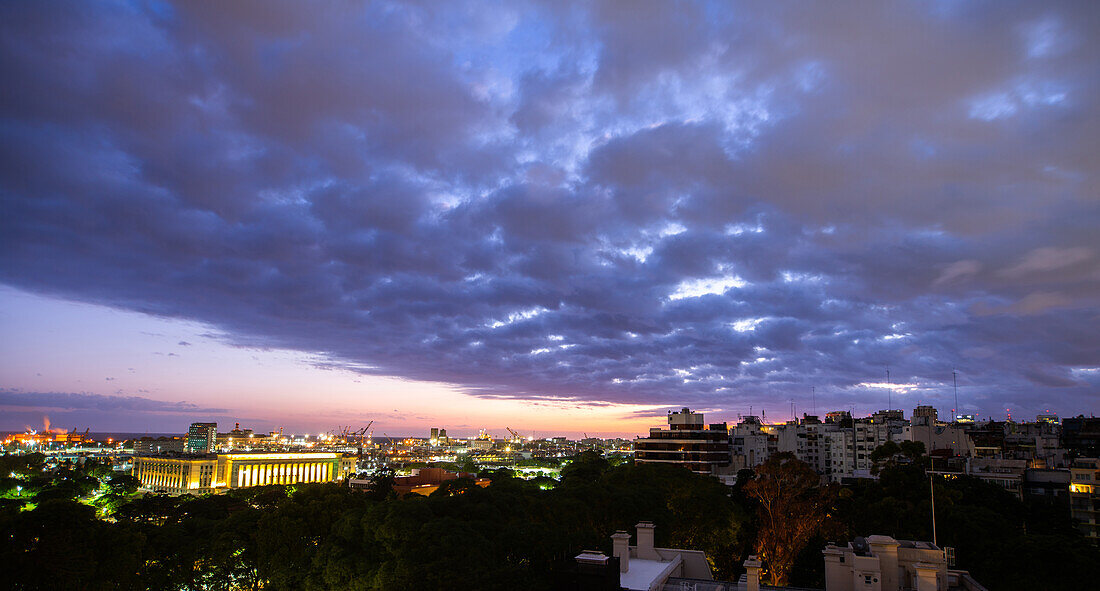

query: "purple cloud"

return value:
[1, 0, 1098, 421]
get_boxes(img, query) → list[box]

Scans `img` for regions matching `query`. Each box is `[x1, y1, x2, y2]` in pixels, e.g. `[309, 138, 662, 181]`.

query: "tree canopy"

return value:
[3, 449, 1097, 591]
[744, 453, 836, 586]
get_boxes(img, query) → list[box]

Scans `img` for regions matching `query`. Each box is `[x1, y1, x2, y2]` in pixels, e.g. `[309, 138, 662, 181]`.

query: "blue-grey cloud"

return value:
[1, 0, 1098, 421]
[0, 389, 228, 415]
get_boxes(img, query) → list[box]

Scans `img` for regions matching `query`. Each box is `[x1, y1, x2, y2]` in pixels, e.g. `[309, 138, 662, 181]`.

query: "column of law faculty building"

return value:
[132, 451, 357, 494]
[132, 422, 357, 493]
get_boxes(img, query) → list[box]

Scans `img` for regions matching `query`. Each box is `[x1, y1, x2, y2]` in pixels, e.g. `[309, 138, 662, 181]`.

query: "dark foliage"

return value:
[3, 451, 1097, 591]
[833, 461, 1100, 591]
[2, 453, 749, 590]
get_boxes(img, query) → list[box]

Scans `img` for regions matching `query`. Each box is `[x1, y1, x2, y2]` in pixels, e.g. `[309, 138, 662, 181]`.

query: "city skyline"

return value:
[2, 1, 1099, 435]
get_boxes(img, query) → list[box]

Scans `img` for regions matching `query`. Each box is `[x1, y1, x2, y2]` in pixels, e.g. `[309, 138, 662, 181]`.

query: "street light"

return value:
[930, 469, 937, 547]
[928, 456, 939, 548]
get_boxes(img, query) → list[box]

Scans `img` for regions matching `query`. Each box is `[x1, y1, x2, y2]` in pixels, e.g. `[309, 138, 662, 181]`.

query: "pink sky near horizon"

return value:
[0, 285, 676, 438]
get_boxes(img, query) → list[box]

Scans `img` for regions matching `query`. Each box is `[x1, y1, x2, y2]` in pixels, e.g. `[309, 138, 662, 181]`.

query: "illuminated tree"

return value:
[744, 453, 835, 586]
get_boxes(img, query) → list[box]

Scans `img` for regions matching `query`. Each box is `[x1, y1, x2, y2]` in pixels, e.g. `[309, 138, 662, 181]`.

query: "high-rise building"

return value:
[186, 422, 217, 453]
[134, 436, 186, 456]
[872, 409, 904, 424]
[825, 410, 852, 424]
[635, 408, 732, 481]
[1070, 457, 1100, 541]
[912, 406, 937, 426]
[1062, 416, 1100, 458]
[731, 415, 771, 470]
[1036, 413, 1059, 425]
[905, 406, 973, 457]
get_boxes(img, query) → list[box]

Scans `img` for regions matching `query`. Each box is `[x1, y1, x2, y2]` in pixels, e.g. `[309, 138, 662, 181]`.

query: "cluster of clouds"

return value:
[2, 1, 1098, 418]
[0, 389, 227, 415]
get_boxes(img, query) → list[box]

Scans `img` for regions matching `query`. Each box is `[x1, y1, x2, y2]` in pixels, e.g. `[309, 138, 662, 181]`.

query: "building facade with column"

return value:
[133, 452, 356, 494]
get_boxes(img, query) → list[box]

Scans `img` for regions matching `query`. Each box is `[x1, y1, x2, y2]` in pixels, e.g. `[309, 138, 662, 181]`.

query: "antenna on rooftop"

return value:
[952, 368, 959, 421]
[951, 368, 961, 451]
[812, 386, 816, 415]
[930, 463, 939, 548]
[886, 366, 892, 410]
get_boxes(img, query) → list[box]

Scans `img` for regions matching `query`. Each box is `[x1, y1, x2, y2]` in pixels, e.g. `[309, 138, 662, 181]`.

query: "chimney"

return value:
[635, 521, 658, 560]
[611, 531, 631, 573]
[744, 555, 762, 591]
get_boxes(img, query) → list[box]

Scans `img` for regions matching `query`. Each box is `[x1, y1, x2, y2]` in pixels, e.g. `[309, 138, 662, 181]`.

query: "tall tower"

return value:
[186, 422, 217, 453]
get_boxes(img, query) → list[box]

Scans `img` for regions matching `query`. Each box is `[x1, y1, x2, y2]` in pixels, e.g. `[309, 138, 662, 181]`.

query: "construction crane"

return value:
[506, 427, 521, 442]
[352, 422, 373, 455]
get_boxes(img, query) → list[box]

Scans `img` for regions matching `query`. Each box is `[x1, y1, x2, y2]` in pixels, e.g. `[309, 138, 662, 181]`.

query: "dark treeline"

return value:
[2, 450, 1097, 590]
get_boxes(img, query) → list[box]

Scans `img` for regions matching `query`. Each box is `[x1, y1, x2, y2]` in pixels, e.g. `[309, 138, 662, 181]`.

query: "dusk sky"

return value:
[2, 1, 1098, 437]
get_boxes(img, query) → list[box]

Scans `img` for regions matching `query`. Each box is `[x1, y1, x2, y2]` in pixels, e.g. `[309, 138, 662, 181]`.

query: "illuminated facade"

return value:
[1069, 457, 1099, 541]
[349, 467, 490, 496]
[635, 408, 732, 478]
[186, 422, 217, 453]
[133, 436, 186, 455]
[731, 416, 771, 470]
[133, 452, 356, 494]
[4, 428, 89, 448]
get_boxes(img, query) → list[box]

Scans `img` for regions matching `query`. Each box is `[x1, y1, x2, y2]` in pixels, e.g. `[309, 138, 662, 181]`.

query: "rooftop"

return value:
[620, 555, 680, 591]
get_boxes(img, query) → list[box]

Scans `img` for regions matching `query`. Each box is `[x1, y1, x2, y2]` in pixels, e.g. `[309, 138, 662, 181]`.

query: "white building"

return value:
[730, 416, 771, 471]
[824, 535, 987, 591]
[905, 406, 974, 458]
[610, 521, 714, 590]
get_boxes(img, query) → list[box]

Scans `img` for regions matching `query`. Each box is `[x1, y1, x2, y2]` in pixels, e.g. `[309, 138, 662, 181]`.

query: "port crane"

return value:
[354, 422, 373, 455]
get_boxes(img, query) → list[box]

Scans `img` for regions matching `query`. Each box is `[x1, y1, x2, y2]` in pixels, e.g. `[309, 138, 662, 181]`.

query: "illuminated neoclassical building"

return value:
[132, 452, 357, 494]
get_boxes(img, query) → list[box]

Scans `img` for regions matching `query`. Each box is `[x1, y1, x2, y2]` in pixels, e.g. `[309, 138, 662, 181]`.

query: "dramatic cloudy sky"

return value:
[2, 1, 1098, 436]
